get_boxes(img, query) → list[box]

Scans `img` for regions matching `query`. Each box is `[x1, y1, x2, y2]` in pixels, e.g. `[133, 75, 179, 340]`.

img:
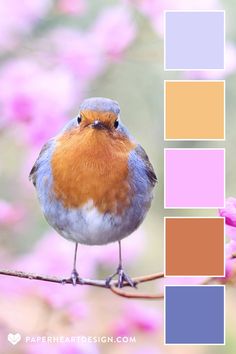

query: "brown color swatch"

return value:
[165, 81, 224, 140]
[165, 218, 224, 276]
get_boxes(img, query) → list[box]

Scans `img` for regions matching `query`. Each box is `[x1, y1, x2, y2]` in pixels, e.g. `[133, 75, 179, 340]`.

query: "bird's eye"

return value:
[114, 120, 119, 129]
[77, 115, 82, 124]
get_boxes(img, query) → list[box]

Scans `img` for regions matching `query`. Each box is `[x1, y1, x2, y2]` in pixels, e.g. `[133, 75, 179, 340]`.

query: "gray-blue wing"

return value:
[134, 144, 157, 187]
[29, 140, 53, 187]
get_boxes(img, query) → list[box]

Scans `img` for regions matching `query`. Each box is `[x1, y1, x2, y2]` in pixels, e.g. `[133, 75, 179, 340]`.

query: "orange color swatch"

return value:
[165, 81, 225, 140]
[165, 218, 224, 276]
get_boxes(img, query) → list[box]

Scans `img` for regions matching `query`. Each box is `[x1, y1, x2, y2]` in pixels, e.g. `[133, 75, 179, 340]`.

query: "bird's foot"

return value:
[105, 266, 136, 288]
[70, 269, 80, 286]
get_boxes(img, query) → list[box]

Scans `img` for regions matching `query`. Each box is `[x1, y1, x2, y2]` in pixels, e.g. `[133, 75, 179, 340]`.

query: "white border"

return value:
[164, 148, 226, 209]
[163, 216, 225, 277]
[164, 10, 225, 71]
[164, 80, 225, 141]
[164, 284, 226, 345]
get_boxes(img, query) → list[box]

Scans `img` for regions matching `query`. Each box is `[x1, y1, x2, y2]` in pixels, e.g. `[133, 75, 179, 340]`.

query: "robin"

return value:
[29, 97, 157, 288]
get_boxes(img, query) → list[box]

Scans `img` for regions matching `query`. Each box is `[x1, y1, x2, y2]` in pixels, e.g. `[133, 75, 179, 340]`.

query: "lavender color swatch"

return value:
[165, 11, 224, 70]
[165, 149, 225, 208]
[165, 286, 224, 344]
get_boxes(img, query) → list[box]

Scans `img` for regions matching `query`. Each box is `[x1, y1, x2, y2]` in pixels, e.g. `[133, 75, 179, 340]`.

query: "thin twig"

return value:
[0, 269, 165, 299]
[0, 269, 110, 287]
[110, 286, 164, 300]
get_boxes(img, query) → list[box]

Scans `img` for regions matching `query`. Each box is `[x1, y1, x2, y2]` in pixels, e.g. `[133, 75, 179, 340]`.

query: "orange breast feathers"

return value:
[51, 118, 136, 215]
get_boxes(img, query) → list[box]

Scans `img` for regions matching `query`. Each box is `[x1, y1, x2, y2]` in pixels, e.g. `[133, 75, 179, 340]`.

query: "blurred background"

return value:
[0, 0, 236, 353]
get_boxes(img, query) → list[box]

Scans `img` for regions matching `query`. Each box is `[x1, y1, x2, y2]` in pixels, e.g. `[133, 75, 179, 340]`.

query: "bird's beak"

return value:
[91, 120, 106, 130]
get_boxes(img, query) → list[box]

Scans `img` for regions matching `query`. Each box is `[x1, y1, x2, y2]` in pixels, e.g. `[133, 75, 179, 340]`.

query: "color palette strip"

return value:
[163, 9, 226, 345]
[165, 81, 225, 140]
[164, 148, 225, 209]
[165, 11, 225, 70]
[165, 217, 225, 277]
[165, 286, 225, 344]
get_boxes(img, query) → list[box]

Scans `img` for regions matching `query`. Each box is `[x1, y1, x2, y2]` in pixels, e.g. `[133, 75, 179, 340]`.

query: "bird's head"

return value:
[77, 97, 121, 133]
[56, 97, 134, 156]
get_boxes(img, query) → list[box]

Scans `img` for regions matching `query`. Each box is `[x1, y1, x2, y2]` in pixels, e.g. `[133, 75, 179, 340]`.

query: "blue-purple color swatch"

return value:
[165, 11, 224, 70]
[165, 286, 224, 344]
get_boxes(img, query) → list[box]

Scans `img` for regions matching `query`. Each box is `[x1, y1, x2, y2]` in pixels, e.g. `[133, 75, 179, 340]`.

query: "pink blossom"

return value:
[26, 342, 99, 354]
[111, 302, 161, 336]
[2, 228, 145, 307]
[219, 197, 236, 241]
[49, 28, 105, 83]
[12, 231, 98, 307]
[0, 59, 77, 147]
[50, 7, 136, 80]
[223, 241, 236, 281]
[224, 225, 236, 241]
[226, 240, 236, 258]
[225, 258, 235, 280]
[57, 0, 87, 15]
[124, 302, 162, 332]
[0, 0, 52, 52]
[220, 241, 236, 282]
[92, 228, 146, 267]
[21, 231, 98, 277]
[67, 301, 89, 321]
[91, 6, 137, 60]
[110, 318, 131, 337]
[0, 274, 31, 298]
[219, 198, 236, 227]
[0, 200, 25, 227]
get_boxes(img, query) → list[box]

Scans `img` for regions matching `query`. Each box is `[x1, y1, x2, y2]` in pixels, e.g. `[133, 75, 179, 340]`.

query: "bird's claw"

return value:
[70, 269, 80, 286]
[105, 266, 136, 288]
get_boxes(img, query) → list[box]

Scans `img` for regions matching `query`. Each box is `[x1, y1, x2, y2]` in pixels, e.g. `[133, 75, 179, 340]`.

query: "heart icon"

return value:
[7, 333, 21, 345]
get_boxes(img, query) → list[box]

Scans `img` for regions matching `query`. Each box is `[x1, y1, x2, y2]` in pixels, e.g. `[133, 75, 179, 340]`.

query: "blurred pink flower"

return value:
[0, 274, 31, 298]
[0, 0, 52, 52]
[9, 232, 99, 307]
[49, 28, 105, 83]
[220, 241, 236, 282]
[0, 200, 25, 227]
[1, 229, 146, 307]
[51, 7, 137, 81]
[124, 302, 161, 332]
[0, 216, 146, 308]
[111, 302, 161, 336]
[225, 225, 236, 241]
[17, 231, 96, 277]
[67, 301, 89, 321]
[110, 318, 131, 337]
[91, 6, 137, 60]
[219, 197, 236, 241]
[57, 0, 87, 15]
[26, 342, 99, 354]
[0, 59, 77, 147]
[127, 0, 221, 35]
[226, 240, 236, 258]
[225, 258, 235, 280]
[92, 228, 146, 267]
[219, 197, 236, 226]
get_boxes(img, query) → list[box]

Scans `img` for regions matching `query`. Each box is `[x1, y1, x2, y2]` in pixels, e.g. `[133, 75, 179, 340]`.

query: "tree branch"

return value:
[110, 285, 164, 300]
[0, 269, 165, 299]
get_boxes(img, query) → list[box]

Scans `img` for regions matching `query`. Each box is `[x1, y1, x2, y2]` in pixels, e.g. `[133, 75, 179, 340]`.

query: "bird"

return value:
[29, 97, 157, 288]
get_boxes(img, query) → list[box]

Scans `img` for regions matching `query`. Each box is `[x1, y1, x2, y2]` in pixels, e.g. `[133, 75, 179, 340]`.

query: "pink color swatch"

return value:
[165, 149, 225, 208]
